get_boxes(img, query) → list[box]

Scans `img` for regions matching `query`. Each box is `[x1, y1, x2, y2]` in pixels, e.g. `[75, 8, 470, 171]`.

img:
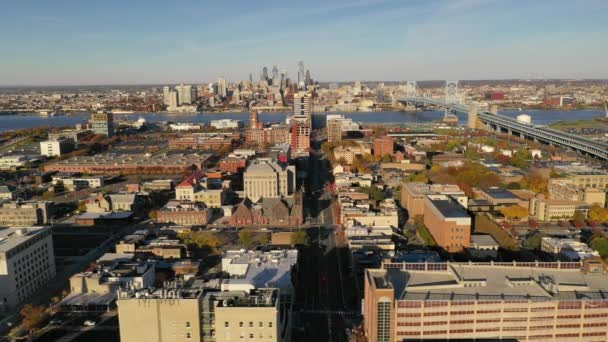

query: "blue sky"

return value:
[1, 0, 607, 85]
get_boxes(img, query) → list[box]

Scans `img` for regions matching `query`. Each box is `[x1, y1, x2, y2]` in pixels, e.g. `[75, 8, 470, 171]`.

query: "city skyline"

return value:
[1, 0, 607, 86]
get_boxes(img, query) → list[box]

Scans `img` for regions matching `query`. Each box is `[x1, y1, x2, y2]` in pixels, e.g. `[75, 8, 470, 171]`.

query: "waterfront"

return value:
[0, 109, 604, 132]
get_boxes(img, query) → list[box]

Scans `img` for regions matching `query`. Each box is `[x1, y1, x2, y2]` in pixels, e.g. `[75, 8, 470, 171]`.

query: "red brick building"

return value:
[219, 157, 247, 173]
[373, 137, 394, 157]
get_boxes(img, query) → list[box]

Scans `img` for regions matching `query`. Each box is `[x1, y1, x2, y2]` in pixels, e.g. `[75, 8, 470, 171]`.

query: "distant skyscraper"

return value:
[262, 66, 269, 82]
[90, 111, 114, 137]
[305, 69, 311, 86]
[167, 91, 178, 111]
[271, 65, 279, 86]
[249, 73, 253, 83]
[297, 61, 305, 90]
[162, 86, 171, 105]
[217, 77, 227, 98]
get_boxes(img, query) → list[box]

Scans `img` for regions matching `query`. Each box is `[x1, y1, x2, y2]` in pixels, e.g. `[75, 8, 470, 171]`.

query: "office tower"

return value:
[163, 86, 170, 105]
[90, 111, 114, 137]
[250, 109, 260, 128]
[0, 227, 56, 309]
[271, 65, 279, 85]
[249, 73, 253, 83]
[262, 66, 269, 81]
[292, 91, 313, 120]
[327, 118, 342, 143]
[244, 160, 296, 202]
[175, 84, 192, 105]
[297, 61, 305, 90]
[217, 77, 227, 98]
[305, 69, 311, 86]
[364, 259, 608, 342]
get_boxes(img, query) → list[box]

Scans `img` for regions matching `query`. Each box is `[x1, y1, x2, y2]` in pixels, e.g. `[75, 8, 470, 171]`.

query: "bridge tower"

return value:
[444, 80, 460, 123]
[404, 81, 418, 110]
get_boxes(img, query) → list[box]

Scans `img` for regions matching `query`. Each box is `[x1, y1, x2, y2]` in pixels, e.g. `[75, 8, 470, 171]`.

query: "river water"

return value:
[0, 109, 603, 132]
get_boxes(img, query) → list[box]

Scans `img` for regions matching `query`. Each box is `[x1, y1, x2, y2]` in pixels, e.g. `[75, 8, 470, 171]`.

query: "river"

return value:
[0, 109, 603, 132]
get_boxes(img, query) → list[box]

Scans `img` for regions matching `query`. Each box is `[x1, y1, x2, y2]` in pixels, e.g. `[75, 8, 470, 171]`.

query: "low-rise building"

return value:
[548, 178, 606, 207]
[468, 234, 499, 259]
[423, 194, 471, 253]
[219, 156, 247, 173]
[210, 119, 242, 129]
[0, 200, 52, 226]
[540, 237, 600, 261]
[0, 227, 55, 309]
[531, 194, 588, 221]
[401, 182, 466, 219]
[156, 200, 209, 226]
[52, 173, 104, 191]
[175, 173, 224, 208]
[40, 137, 74, 157]
[333, 144, 370, 165]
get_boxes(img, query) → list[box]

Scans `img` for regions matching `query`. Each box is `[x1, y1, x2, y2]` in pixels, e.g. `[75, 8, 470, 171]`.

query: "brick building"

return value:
[373, 137, 394, 157]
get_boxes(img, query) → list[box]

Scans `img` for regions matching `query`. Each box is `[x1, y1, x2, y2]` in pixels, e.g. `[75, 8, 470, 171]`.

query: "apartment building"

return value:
[548, 178, 606, 207]
[373, 137, 394, 157]
[333, 144, 371, 165]
[327, 118, 342, 143]
[531, 194, 588, 221]
[90, 111, 114, 137]
[156, 200, 209, 226]
[176, 173, 225, 208]
[0, 227, 55, 308]
[423, 195, 471, 253]
[364, 260, 608, 342]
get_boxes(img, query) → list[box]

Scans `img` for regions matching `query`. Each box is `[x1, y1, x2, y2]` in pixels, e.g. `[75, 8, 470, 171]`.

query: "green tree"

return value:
[590, 237, 608, 259]
[291, 231, 309, 246]
[239, 230, 255, 249]
[407, 173, 429, 184]
[358, 186, 386, 202]
[523, 232, 547, 250]
[572, 211, 586, 226]
[511, 149, 531, 168]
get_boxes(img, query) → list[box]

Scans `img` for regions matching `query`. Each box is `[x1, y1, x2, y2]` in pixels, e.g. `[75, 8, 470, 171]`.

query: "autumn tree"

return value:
[20, 304, 49, 332]
[407, 173, 429, 184]
[291, 230, 309, 246]
[239, 230, 255, 249]
[500, 205, 529, 220]
[588, 204, 608, 223]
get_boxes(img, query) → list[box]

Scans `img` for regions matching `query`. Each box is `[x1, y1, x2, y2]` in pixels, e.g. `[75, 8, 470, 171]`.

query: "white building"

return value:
[210, 119, 242, 129]
[40, 138, 74, 157]
[169, 123, 202, 131]
[244, 160, 296, 202]
[175, 84, 193, 105]
[0, 227, 56, 309]
[217, 77, 227, 98]
[540, 237, 599, 261]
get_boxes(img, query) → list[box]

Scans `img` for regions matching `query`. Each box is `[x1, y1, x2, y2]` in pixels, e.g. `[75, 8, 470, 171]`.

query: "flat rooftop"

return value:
[428, 197, 470, 219]
[483, 188, 518, 199]
[0, 226, 50, 253]
[369, 263, 608, 301]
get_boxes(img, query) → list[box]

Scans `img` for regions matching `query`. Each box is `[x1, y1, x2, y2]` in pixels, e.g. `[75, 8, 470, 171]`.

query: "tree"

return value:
[572, 211, 586, 227]
[500, 206, 529, 220]
[77, 201, 87, 213]
[358, 186, 386, 202]
[20, 304, 49, 332]
[183, 231, 222, 250]
[407, 173, 429, 184]
[590, 237, 608, 259]
[511, 149, 531, 169]
[588, 204, 608, 222]
[523, 232, 547, 250]
[239, 230, 255, 249]
[291, 231, 309, 246]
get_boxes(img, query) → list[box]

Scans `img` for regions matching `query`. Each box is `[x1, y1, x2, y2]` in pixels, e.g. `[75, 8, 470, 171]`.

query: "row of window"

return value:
[224, 322, 273, 328]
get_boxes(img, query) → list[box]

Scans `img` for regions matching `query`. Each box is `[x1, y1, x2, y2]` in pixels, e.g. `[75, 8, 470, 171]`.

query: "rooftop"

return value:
[0, 226, 51, 253]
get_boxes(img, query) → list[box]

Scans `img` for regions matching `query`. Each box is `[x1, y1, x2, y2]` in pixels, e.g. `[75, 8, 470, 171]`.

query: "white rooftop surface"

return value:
[0, 227, 49, 253]
[222, 249, 298, 294]
[378, 264, 608, 301]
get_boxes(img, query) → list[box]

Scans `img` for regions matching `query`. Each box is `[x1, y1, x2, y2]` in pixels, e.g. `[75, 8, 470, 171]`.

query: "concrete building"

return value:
[51, 173, 104, 191]
[210, 119, 242, 129]
[531, 195, 587, 221]
[400, 183, 466, 219]
[373, 137, 394, 157]
[117, 287, 286, 342]
[548, 178, 606, 207]
[40, 137, 74, 157]
[423, 195, 471, 253]
[292, 91, 313, 120]
[540, 237, 600, 261]
[333, 144, 370, 165]
[327, 118, 342, 143]
[90, 111, 114, 137]
[0, 227, 55, 309]
[69, 257, 155, 295]
[0, 200, 52, 226]
[364, 260, 608, 342]
[468, 234, 499, 259]
[175, 84, 193, 105]
[244, 160, 296, 202]
[475, 187, 530, 210]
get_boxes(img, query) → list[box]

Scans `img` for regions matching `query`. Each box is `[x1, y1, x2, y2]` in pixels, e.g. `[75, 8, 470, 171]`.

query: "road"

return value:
[292, 141, 361, 342]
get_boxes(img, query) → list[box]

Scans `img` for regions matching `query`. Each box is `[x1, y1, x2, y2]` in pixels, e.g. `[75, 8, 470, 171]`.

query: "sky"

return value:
[1, 0, 607, 86]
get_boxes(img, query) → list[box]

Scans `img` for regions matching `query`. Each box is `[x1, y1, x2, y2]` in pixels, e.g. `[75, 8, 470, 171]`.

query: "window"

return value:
[185, 321, 191, 328]
[186, 333, 191, 339]
[225, 322, 230, 327]
[259, 322, 263, 328]
[249, 333, 254, 338]
[240, 322, 244, 328]
[268, 322, 272, 328]
[249, 322, 253, 328]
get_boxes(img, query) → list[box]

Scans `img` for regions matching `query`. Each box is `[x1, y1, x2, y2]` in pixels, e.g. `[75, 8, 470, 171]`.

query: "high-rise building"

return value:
[163, 86, 171, 105]
[364, 259, 608, 342]
[262, 66, 269, 81]
[292, 92, 313, 120]
[290, 121, 310, 152]
[167, 91, 179, 111]
[305, 69, 311, 86]
[0, 227, 55, 309]
[250, 109, 260, 128]
[217, 77, 227, 98]
[327, 118, 342, 143]
[175, 84, 193, 105]
[90, 111, 114, 137]
[271, 65, 279, 85]
[244, 160, 296, 202]
[297, 61, 305, 90]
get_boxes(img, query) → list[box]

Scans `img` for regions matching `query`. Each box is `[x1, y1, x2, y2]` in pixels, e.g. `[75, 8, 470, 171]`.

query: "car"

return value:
[83, 320, 96, 326]
[49, 319, 63, 326]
